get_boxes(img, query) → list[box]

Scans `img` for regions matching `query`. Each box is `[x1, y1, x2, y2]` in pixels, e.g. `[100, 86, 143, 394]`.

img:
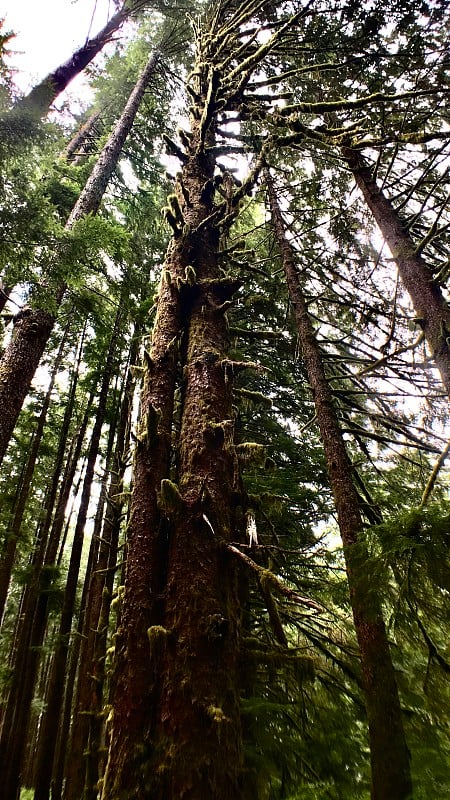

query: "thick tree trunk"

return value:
[102, 5, 310, 795]
[266, 168, 413, 800]
[102, 28, 248, 800]
[0, 307, 56, 466]
[344, 147, 450, 398]
[0, 49, 160, 468]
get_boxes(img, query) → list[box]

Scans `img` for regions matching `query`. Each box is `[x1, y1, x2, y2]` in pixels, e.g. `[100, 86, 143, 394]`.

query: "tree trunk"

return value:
[0, 307, 56, 466]
[0, 324, 68, 623]
[0, 396, 92, 800]
[102, 30, 247, 800]
[266, 167, 413, 800]
[102, 5, 309, 795]
[343, 147, 450, 398]
[13, 3, 133, 117]
[65, 335, 137, 800]
[64, 110, 102, 162]
[0, 49, 160, 468]
[33, 310, 123, 800]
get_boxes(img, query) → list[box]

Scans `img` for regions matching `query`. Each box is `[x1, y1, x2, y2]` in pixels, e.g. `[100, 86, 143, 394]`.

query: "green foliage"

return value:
[1, 2, 449, 798]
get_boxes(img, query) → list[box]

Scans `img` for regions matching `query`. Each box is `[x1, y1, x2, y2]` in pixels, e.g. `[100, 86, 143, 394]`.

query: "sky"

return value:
[3, 0, 117, 95]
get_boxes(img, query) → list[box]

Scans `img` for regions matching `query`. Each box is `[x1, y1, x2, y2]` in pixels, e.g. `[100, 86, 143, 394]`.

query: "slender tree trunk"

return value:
[12, 3, 134, 117]
[0, 49, 160, 468]
[266, 167, 412, 800]
[66, 335, 138, 800]
[0, 396, 92, 800]
[33, 310, 123, 800]
[0, 324, 68, 623]
[64, 110, 102, 162]
[343, 147, 450, 398]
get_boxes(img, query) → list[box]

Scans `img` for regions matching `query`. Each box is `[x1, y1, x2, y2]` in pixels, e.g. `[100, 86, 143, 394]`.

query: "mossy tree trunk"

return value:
[266, 167, 413, 800]
[102, 4, 317, 796]
[344, 147, 450, 398]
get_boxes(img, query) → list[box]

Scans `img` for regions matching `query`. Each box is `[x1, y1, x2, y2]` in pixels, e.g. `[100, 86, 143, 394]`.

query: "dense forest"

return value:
[0, 1, 449, 798]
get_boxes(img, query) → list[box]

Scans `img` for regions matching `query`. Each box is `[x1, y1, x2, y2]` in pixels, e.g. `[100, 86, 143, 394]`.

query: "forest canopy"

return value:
[0, 1, 449, 799]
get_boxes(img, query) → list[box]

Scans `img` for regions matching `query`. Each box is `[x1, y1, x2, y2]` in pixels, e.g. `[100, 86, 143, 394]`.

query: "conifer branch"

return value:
[226, 544, 323, 612]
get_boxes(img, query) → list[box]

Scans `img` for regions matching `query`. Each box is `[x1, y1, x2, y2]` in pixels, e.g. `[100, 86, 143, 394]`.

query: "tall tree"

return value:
[343, 147, 450, 397]
[265, 165, 412, 799]
[1, 2, 449, 798]
[7, 1, 148, 119]
[0, 47, 160, 466]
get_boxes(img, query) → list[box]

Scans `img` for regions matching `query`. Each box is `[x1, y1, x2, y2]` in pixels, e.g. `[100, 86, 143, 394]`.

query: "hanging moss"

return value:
[236, 442, 266, 466]
[234, 387, 273, 409]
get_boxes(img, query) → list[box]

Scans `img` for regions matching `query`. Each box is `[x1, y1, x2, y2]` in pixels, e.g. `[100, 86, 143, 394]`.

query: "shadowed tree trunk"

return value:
[0, 324, 68, 623]
[0, 393, 92, 800]
[65, 333, 138, 800]
[33, 308, 124, 800]
[343, 147, 450, 398]
[0, 49, 160, 468]
[102, 5, 309, 797]
[266, 166, 413, 800]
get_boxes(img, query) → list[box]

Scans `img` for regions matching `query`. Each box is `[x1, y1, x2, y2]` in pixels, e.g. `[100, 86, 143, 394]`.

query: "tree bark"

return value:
[102, 5, 310, 795]
[266, 167, 413, 800]
[0, 395, 91, 800]
[102, 22, 247, 800]
[64, 110, 102, 163]
[65, 334, 138, 800]
[0, 324, 68, 623]
[33, 309, 123, 800]
[0, 49, 160, 468]
[343, 147, 450, 398]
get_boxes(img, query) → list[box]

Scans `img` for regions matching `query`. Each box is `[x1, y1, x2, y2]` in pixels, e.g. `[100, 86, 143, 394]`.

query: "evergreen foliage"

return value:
[0, 1, 448, 798]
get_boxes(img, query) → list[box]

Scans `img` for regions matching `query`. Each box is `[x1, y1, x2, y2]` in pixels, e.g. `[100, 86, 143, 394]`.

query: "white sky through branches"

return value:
[3, 0, 115, 94]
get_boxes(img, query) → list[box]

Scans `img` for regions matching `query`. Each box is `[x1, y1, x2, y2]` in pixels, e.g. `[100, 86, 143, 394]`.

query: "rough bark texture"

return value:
[0, 50, 159, 470]
[344, 148, 450, 398]
[0, 325, 67, 623]
[101, 11, 253, 798]
[266, 168, 413, 800]
[101, 5, 332, 796]
[0, 307, 55, 465]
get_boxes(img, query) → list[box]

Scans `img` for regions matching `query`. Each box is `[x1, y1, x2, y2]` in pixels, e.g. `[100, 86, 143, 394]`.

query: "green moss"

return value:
[207, 704, 231, 724]
[158, 479, 183, 514]
[236, 442, 266, 466]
